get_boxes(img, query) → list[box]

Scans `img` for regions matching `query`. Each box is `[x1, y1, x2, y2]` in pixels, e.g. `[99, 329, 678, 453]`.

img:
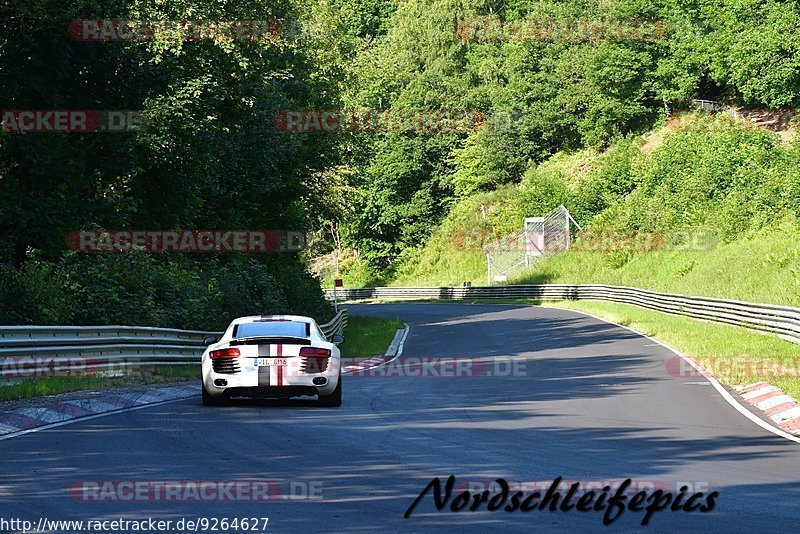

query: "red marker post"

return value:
[333, 279, 343, 313]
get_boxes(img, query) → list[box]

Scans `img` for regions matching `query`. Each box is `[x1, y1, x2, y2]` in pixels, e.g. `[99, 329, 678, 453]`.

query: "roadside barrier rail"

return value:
[325, 285, 800, 343]
[0, 310, 348, 377]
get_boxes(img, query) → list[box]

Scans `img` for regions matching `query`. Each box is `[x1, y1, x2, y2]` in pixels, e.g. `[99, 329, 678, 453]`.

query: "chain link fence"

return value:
[484, 205, 580, 284]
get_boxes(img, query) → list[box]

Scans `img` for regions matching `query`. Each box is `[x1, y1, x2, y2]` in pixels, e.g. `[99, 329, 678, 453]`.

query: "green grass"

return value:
[384, 216, 800, 306]
[540, 300, 800, 400]
[511, 218, 800, 307]
[391, 186, 520, 287]
[338, 315, 404, 358]
[0, 365, 199, 402]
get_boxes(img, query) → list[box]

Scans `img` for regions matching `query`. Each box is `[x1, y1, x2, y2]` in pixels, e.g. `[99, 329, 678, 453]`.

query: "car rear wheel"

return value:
[317, 372, 342, 407]
[202, 381, 226, 406]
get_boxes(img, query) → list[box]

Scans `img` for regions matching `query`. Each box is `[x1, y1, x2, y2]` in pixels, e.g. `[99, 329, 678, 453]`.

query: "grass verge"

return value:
[387, 219, 800, 307]
[0, 365, 199, 402]
[338, 315, 404, 358]
[512, 218, 800, 307]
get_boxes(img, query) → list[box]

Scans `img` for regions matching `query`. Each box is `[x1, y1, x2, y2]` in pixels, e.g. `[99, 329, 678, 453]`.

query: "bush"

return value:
[0, 261, 70, 324]
[0, 253, 332, 330]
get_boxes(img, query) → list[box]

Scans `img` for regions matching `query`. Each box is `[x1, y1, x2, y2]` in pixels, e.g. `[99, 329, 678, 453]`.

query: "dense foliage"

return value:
[392, 115, 800, 290]
[3, 0, 800, 323]
[0, 0, 337, 327]
[317, 0, 800, 280]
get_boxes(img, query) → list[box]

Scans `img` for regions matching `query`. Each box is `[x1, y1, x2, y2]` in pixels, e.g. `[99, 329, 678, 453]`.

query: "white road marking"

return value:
[548, 306, 800, 445]
[0, 423, 20, 434]
[0, 387, 198, 442]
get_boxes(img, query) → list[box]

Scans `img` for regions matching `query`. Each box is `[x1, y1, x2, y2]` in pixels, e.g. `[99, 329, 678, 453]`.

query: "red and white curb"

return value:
[0, 384, 198, 441]
[342, 357, 388, 374]
[342, 324, 409, 375]
[736, 382, 800, 435]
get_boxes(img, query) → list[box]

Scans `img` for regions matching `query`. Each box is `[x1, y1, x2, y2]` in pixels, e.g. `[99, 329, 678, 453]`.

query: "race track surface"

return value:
[2, 303, 799, 533]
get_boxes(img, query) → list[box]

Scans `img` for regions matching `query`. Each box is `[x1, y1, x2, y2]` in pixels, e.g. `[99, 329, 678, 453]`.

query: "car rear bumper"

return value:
[202, 357, 339, 398]
[221, 386, 320, 399]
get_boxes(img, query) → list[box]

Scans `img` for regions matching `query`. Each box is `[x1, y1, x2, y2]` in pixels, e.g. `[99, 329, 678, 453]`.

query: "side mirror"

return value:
[331, 334, 344, 345]
[203, 335, 219, 345]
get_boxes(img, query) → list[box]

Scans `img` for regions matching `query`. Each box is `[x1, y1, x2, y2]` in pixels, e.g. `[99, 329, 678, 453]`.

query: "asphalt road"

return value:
[2, 303, 799, 533]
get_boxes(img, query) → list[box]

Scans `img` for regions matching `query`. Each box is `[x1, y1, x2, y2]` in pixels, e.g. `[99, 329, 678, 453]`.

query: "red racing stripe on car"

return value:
[277, 344, 283, 386]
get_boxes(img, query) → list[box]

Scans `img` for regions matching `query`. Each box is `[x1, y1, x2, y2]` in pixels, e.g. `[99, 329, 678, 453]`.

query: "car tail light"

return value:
[300, 347, 331, 358]
[300, 346, 330, 373]
[210, 348, 241, 359]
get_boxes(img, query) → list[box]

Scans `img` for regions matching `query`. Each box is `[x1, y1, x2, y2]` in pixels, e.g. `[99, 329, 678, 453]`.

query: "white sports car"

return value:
[201, 315, 343, 407]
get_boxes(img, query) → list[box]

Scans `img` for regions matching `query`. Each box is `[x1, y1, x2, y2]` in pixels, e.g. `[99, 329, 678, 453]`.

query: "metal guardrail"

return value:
[324, 285, 800, 343]
[320, 310, 348, 341]
[0, 310, 349, 377]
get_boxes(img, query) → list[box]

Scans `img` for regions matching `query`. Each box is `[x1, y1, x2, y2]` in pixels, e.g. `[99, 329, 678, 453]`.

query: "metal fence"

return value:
[0, 310, 349, 378]
[691, 99, 724, 112]
[324, 285, 800, 343]
[484, 205, 580, 284]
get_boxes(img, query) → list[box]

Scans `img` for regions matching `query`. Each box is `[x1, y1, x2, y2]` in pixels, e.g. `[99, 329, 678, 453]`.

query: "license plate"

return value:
[257, 358, 288, 366]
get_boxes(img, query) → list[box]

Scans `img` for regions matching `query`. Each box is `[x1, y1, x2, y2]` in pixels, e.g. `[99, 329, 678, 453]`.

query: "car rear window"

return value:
[234, 321, 309, 339]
